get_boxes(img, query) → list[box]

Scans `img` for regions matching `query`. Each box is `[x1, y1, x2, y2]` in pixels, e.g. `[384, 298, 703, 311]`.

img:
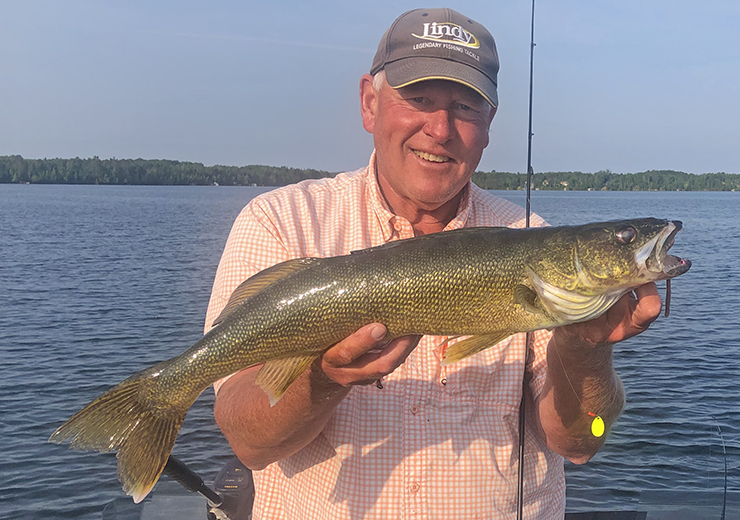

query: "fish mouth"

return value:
[637, 220, 691, 279]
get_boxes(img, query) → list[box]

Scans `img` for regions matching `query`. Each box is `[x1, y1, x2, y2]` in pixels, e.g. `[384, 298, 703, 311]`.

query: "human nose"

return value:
[423, 109, 455, 143]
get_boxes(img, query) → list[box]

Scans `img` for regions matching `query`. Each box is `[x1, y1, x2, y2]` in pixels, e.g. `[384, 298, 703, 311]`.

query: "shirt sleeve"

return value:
[204, 199, 292, 394]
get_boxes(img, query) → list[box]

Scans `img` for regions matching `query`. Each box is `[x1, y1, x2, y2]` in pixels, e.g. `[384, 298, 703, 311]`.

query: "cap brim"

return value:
[384, 57, 498, 107]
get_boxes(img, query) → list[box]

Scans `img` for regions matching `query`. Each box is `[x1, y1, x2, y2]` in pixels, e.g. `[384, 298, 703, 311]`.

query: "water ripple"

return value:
[1, 186, 738, 518]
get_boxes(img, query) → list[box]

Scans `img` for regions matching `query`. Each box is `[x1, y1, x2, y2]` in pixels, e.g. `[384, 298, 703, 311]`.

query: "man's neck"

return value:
[376, 172, 464, 236]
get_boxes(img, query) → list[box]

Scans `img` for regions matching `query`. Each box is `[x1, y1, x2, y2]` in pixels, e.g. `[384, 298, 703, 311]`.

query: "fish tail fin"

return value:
[48, 373, 188, 503]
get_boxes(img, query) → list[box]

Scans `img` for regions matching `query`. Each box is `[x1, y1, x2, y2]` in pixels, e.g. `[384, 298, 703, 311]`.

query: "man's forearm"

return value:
[214, 363, 350, 470]
[535, 328, 625, 463]
[214, 325, 421, 470]
[536, 284, 662, 462]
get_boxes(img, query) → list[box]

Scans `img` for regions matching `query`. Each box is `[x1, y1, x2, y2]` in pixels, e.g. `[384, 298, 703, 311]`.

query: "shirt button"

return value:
[393, 223, 402, 231]
[410, 405, 419, 415]
[409, 482, 420, 494]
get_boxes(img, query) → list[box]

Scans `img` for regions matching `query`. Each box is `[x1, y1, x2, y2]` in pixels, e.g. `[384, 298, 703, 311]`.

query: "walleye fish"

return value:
[49, 218, 691, 502]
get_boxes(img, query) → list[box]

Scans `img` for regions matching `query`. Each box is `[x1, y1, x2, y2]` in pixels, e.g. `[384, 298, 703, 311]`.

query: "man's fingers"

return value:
[371, 335, 421, 369]
[331, 335, 421, 385]
[631, 283, 662, 329]
[322, 323, 387, 368]
[333, 335, 419, 373]
[557, 282, 664, 346]
[319, 325, 421, 386]
[603, 283, 661, 343]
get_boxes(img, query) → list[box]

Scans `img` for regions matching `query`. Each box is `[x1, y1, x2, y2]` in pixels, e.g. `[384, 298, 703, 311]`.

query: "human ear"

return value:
[487, 106, 497, 126]
[359, 74, 378, 134]
[481, 106, 497, 149]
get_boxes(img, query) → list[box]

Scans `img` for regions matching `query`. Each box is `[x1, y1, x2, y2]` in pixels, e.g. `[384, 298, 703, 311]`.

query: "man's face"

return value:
[360, 75, 496, 211]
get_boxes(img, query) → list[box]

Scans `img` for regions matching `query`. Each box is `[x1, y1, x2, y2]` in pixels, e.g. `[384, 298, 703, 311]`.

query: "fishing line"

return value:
[552, 344, 606, 438]
[712, 416, 728, 520]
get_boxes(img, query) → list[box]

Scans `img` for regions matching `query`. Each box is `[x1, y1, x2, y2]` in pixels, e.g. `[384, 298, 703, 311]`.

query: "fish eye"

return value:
[616, 226, 636, 244]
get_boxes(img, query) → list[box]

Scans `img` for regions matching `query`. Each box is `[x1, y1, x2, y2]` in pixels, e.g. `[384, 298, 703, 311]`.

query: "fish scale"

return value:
[49, 218, 690, 503]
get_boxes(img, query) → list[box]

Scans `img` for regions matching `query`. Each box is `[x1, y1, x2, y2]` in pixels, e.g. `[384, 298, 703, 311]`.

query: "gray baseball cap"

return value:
[370, 8, 499, 107]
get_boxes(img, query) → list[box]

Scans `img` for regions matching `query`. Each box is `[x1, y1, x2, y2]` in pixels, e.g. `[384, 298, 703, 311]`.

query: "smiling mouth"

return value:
[413, 149, 451, 163]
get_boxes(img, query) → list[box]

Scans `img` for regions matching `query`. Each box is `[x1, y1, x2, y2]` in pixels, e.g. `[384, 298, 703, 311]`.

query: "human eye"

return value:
[406, 96, 428, 106]
[455, 101, 481, 119]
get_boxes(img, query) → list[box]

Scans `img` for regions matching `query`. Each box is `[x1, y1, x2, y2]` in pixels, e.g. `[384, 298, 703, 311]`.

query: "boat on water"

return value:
[99, 456, 737, 520]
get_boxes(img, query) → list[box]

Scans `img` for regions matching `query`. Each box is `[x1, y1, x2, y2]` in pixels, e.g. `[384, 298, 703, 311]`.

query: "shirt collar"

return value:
[365, 150, 472, 241]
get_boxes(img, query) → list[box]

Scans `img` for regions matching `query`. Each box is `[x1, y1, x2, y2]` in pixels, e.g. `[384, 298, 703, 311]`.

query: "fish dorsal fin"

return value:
[441, 332, 512, 365]
[255, 354, 318, 406]
[213, 258, 318, 327]
[350, 240, 406, 255]
[350, 227, 510, 255]
[528, 269, 627, 324]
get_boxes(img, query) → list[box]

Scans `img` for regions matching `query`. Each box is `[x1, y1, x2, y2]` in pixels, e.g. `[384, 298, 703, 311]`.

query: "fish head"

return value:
[631, 218, 692, 280]
[532, 218, 691, 296]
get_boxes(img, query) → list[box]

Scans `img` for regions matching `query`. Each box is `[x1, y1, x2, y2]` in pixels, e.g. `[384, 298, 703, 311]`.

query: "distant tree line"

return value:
[472, 168, 739, 191]
[0, 156, 332, 187]
[1, 156, 738, 191]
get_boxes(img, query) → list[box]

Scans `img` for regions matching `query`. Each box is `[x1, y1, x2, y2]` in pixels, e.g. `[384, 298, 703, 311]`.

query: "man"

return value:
[205, 8, 662, 519]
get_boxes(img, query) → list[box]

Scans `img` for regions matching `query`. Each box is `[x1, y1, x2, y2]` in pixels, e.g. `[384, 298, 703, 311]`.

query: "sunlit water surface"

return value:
[1, 185, 737, 518]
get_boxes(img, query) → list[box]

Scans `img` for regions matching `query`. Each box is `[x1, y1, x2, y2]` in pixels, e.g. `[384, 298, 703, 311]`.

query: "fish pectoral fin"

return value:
[441, 332, 512, 365]
[513, 284, 546, 315]
[436, 336, 462, 349]
[255, 354, 318, 406]
[212, 258, 319, 327]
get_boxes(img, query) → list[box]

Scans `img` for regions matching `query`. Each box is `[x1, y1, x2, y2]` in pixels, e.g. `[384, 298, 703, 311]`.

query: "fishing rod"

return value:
[161, 455, 253, 520]
[163, 456, 236, 516]
[525, 0, 536, 229]
[516, 1, 537, 519]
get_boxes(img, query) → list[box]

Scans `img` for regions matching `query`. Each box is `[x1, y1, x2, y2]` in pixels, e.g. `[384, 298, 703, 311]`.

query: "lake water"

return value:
[1, 185, 738, 519]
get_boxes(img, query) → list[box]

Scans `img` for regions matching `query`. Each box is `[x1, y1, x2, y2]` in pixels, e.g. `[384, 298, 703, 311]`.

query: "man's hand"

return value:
[536, 282, 662, 462]
[557, 282, 663, 346]
[317, 323, 421, 386]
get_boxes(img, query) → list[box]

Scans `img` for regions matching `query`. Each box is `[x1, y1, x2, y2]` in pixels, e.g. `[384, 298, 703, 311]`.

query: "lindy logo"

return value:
[412, 22, 480, 48]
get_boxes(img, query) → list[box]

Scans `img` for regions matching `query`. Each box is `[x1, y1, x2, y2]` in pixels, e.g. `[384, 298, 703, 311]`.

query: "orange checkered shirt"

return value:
[204, 153, 565, 519]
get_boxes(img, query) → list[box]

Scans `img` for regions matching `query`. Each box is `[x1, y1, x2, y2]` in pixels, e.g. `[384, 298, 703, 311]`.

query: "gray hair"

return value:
[372, 70, 386, 92]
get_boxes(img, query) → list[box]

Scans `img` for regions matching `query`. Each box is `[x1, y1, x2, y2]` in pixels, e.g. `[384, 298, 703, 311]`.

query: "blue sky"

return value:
[1, 1, 738, 174]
